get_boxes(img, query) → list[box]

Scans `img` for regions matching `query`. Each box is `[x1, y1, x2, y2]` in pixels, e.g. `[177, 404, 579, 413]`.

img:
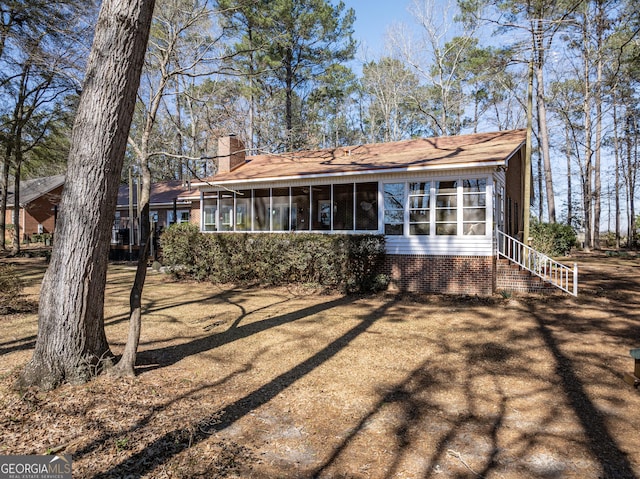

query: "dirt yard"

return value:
[1, 252, 639, 478]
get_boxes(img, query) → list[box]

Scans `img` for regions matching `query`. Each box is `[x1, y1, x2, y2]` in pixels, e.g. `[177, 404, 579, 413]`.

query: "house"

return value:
[190, 131, 536, 296]
[110, 179, 198, 259]
[4, 175, 197, 252]
[4, 174, 65, 243]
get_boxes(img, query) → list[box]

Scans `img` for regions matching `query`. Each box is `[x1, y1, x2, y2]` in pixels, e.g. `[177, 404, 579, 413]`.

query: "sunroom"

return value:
[193, 130, 527, 295]
[200, 178, 490, 237]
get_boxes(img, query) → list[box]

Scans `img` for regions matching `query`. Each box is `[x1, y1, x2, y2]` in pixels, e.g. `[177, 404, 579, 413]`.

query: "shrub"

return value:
[0, 264, 24, 310]
[0, 264, 22, 297]
[530, 220, 577, 256]
[160, 226, 387, 293]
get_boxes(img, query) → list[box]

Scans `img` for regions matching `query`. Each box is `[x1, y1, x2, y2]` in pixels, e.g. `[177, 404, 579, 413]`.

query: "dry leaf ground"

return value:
[1, 251, 639, 478]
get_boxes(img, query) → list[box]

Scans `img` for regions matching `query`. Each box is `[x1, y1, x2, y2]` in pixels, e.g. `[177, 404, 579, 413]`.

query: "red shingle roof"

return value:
[200, 130, 526, 185]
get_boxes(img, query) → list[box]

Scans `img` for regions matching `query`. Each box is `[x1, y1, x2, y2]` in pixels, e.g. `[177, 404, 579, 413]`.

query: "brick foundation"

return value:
[495, 259, 558, 295]
[383, 255, 494, 296]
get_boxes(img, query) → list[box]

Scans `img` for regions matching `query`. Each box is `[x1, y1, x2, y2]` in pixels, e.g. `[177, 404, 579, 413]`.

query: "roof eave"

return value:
[192, 160, 506, 189]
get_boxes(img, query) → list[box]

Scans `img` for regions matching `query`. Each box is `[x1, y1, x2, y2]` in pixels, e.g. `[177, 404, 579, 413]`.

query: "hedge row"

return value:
[160, 223, 388, 293]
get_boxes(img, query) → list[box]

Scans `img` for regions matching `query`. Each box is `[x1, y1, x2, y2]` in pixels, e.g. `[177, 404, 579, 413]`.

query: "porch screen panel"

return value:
[291, 187, 310, 231]
[271, 187, 290, 231]
[409, 182, 430, 235]
[235, 190, 250, 231]
[384, 183, 405, 235]
[203, 195, 218, 231]
[334, 183, 354, 230]
[219, 191, 234, 231]
[436, 180, 457, 235]
[356, 182, 378, 230]
[253, 188, 270, 231]
[463, 179, 486, 235]
[312, 185, 331, 230]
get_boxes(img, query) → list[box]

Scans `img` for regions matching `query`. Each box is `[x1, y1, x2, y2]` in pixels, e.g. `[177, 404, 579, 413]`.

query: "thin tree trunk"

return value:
[564, 122, 572, 226]
[112, 167, 150, 377]
[18, 0, 156, 390]
[612, 93, 620, 248]
[10, 160, 20, 255]
[0, 151, 10, 250]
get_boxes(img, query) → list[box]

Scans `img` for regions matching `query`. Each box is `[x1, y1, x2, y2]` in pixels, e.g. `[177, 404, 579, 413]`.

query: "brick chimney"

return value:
[217, 135, 246, 174]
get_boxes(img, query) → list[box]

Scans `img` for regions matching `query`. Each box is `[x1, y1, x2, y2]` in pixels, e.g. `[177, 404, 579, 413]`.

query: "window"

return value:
[271, 187, 290, 231]
[384, 183, 405, 235]
[463, 179, 486, 235]
[219, 192, 234, 231]
[235, 190, 251, 231]
[203, 196, 218, 231]
[334, 183, 354, 230]
[202, 177, 487, 236]
[312, 185, 331, 230]
[409, 182, 430, 235]
[291, 187, 310, 231]
[436, 180, 458, 235]
[168, 209, 190, 225]
[356, 182, 378, 230]
[253, 189, 270, 231]
[494, 186, 504, 231]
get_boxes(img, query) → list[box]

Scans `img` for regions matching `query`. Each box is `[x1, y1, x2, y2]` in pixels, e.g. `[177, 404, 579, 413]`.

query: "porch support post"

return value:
[623, 348, 640, 389]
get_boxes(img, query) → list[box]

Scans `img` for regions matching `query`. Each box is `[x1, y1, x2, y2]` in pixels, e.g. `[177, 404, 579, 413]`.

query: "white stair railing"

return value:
[497, 230, 578, 296]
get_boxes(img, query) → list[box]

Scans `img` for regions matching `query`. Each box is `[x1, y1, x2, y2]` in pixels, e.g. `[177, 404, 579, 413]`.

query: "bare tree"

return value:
[114, 0, 219, 377]
[392, 0, 479, 136]
[18, 0, 156, 390]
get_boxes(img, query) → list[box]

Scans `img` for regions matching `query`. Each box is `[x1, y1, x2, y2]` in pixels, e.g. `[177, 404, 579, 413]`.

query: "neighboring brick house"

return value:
[4, 174, 65, 244]
[192, 130, 530, 296]
[112, 179, 198, 247]
[109, 180, 198, 260]
[4, 175, 198, 252]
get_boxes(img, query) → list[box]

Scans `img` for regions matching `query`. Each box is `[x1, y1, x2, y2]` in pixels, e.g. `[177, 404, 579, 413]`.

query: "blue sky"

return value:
[341, 0, 415, 58]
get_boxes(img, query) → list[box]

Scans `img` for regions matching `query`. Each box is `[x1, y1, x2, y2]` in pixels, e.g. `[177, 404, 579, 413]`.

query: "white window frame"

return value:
[382, 176, 490, 238]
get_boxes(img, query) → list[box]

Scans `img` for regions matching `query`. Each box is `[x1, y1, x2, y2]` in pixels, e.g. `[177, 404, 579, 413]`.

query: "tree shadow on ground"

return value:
[530, 304, 637, 479]
[92, 297, 395, 478]
[309, 272, 640, 479]
[135, 294, 356, 372]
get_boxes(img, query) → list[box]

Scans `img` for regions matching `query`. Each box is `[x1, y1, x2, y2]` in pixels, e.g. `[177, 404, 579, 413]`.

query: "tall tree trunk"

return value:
[537, 149, 543, 220]
[582, 14, 593, 251]
[534, 20, 555, 222]
[624, 114, 635, 245]
[285, 46, 293, 150]
[248, 27, 255, 155]
[18, 0, 156, 390]
[593, 0, 604, 249]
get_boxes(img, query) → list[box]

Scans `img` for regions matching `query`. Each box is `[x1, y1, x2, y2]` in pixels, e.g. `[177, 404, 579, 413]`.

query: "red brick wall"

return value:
[495, 260, 558, 294]
[189, 203, 200, 225]
[23, 186, 62, 236]
[383, 255, 495, 296]
[4, 185, 62, 243]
